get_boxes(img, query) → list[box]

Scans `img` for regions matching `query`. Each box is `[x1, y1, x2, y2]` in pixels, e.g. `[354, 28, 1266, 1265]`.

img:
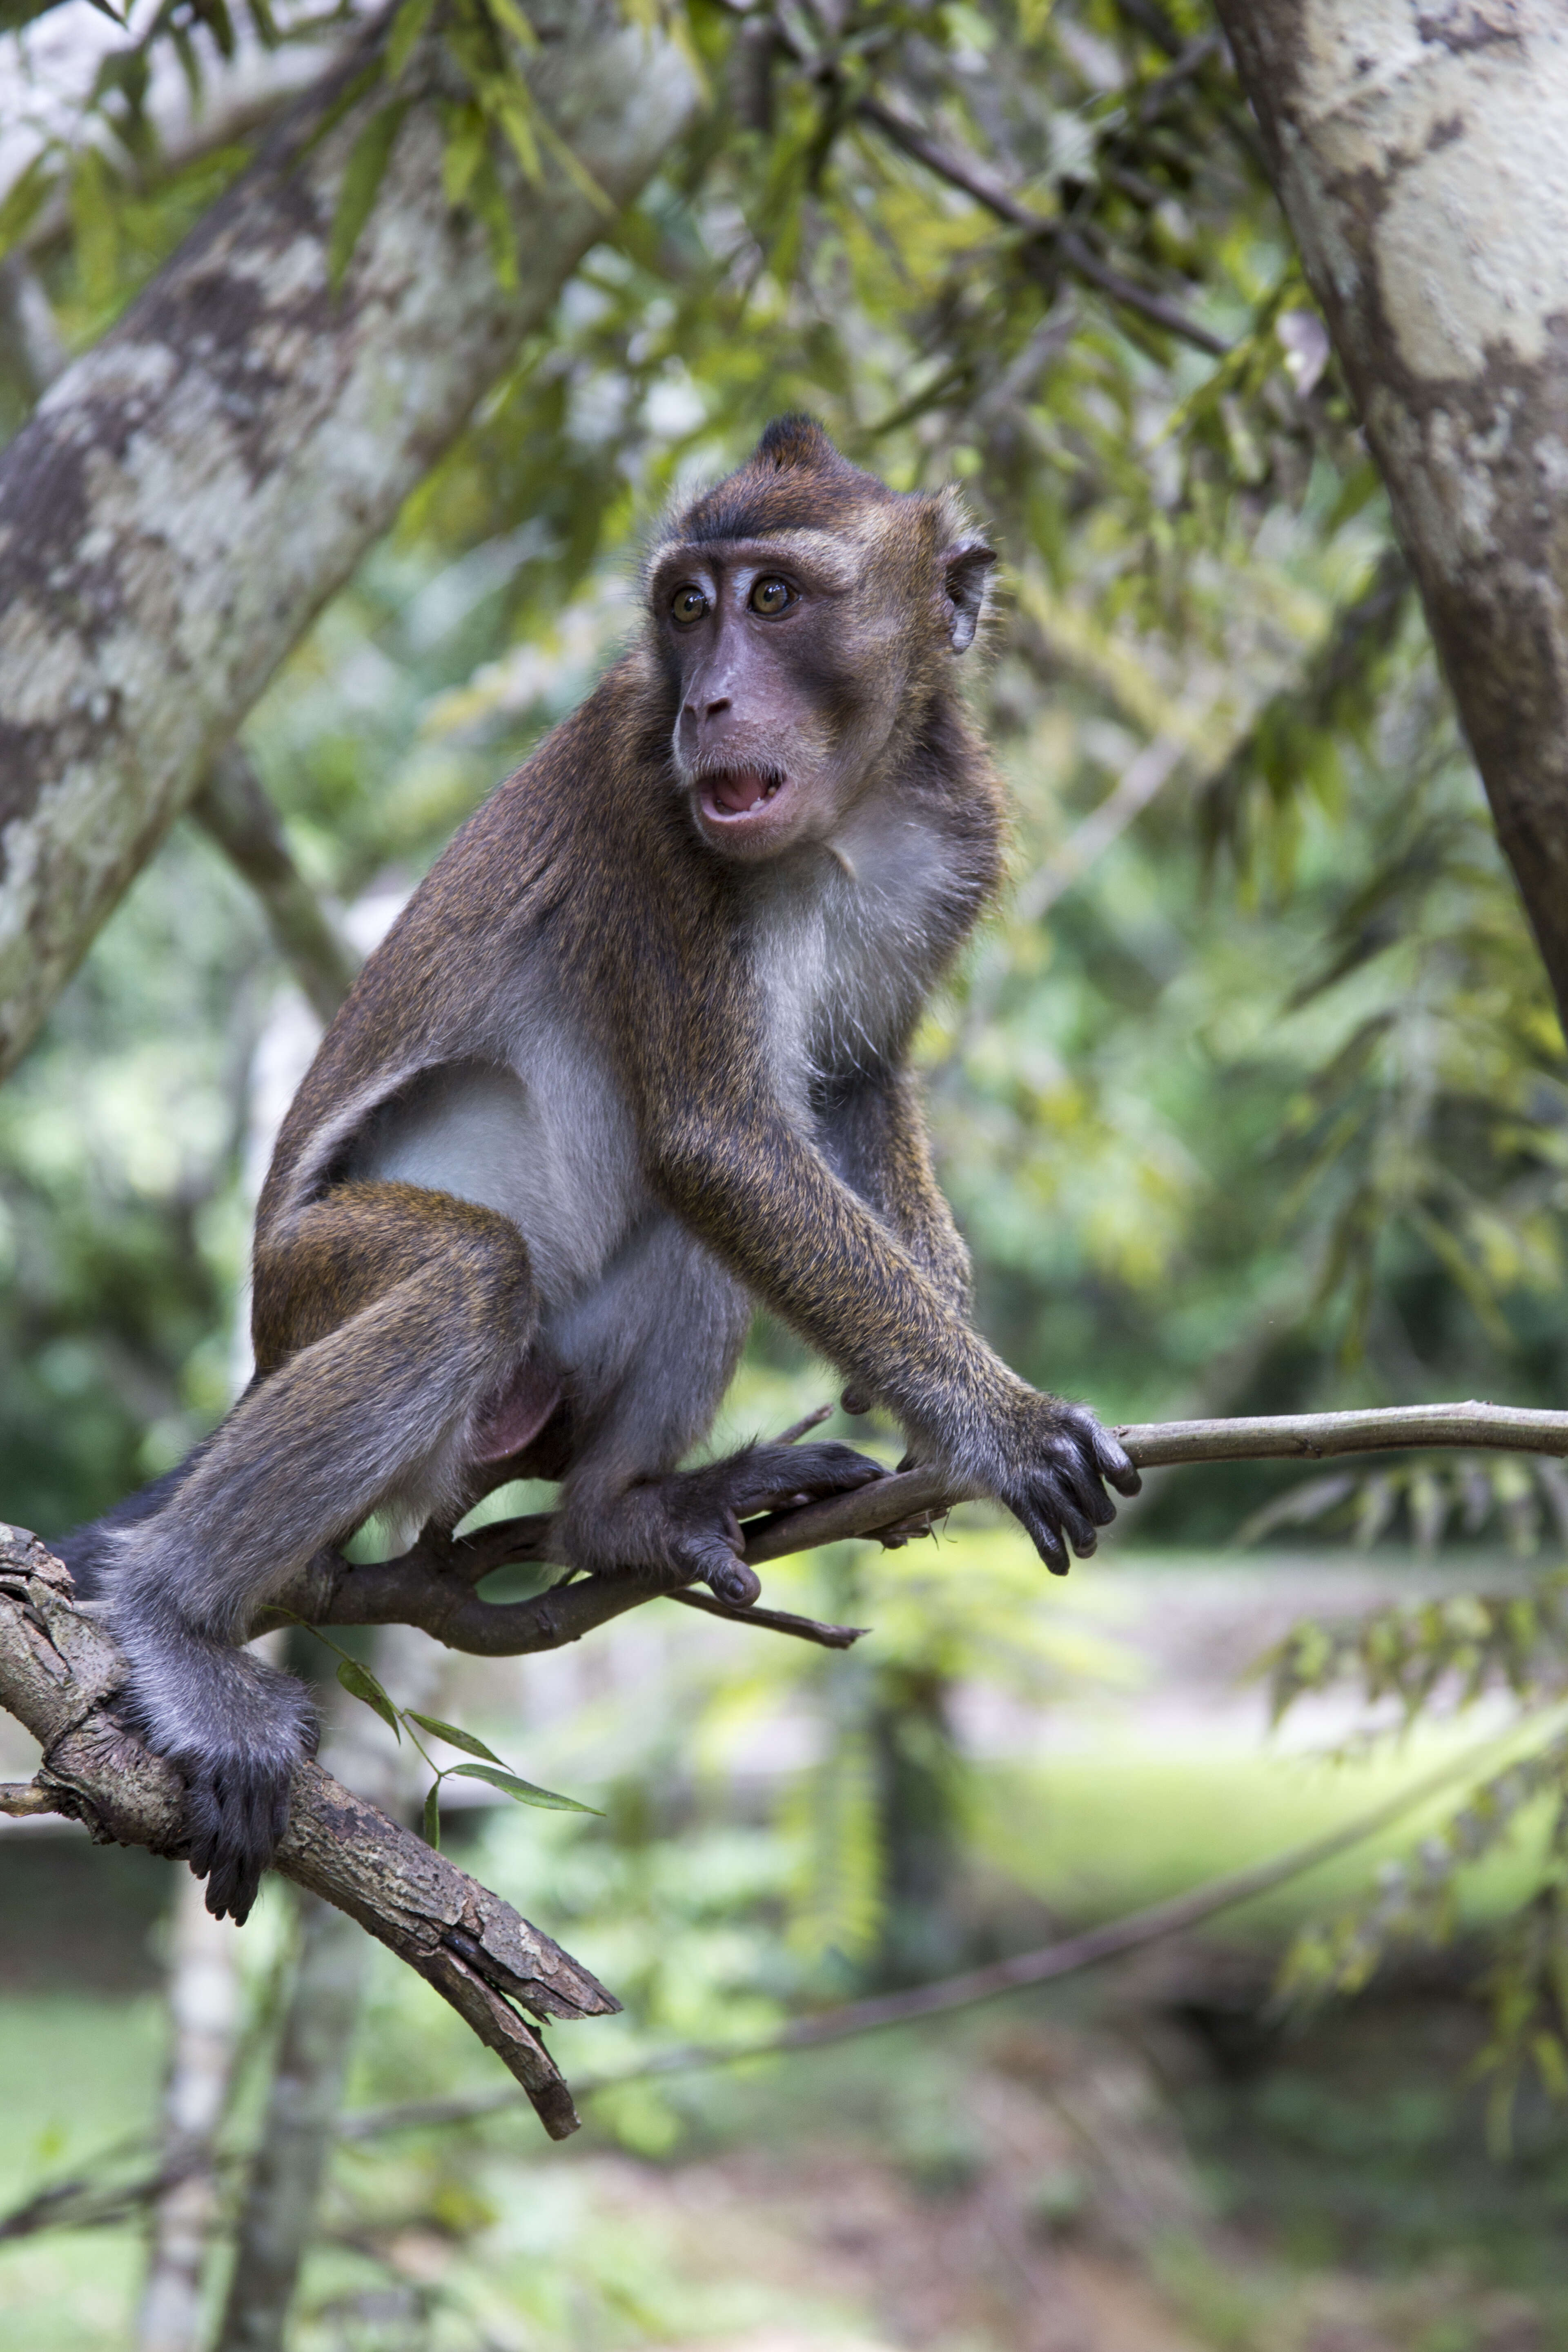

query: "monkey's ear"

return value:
[940, 538, 996, 653]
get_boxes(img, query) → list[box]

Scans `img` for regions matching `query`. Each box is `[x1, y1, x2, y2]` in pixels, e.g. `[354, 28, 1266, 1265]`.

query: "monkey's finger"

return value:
[1011, 1496, 1071, 1576]
[1074, 1412, 1142, 1498]
[840, 1388, 873, 1416]
[1046, 1482, 1101, 1558]
[1045, 1439, 1118, 1530]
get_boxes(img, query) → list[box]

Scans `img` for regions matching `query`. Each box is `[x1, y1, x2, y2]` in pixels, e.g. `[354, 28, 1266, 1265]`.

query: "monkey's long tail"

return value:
[47, 1382, 253, 1597]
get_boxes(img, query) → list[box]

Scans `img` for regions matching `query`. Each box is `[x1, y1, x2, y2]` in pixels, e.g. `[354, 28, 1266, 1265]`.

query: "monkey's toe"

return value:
[722, 1441, 886, 1519]
[701, 1550, 763, 1608]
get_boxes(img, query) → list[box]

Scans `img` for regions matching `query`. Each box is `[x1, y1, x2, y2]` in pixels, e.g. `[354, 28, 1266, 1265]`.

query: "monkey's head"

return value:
[648, 416, 995, 864]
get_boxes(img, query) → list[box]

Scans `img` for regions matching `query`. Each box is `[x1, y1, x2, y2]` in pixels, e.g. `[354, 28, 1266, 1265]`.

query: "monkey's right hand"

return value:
[985, 1394, 1141, 1577]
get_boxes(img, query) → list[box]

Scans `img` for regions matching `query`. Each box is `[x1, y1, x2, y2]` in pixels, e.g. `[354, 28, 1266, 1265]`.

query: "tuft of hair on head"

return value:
[660, 414, 894, 550]
[750, 413, 843, 473]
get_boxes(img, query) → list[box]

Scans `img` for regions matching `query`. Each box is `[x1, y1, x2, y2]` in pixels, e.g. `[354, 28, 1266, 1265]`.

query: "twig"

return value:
[0, 1532, 617, 2140]
[855, 96, 1229, 357]
[664, 1587, 867, 1649]
[191, 747, 360, 1027]
[1115, 1400, 1568, 1468]
[339, 1735, 1491, 2142]
[0, 1777, 56, 1816]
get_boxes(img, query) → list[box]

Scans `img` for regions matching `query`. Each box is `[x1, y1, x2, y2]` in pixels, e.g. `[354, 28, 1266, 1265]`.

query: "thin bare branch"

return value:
[243, 1398, 1568, 1663]
[855, 96, 1230, 358]
[0, 1777, 57, 1815]
[191, 748, 360, 1026]
[664, 1587, 867, 1649]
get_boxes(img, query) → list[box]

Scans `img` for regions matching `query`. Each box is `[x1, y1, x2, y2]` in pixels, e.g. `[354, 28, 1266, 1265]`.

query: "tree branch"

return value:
[854, 95, 1230, 359]
[0, 1530, 618, 2140]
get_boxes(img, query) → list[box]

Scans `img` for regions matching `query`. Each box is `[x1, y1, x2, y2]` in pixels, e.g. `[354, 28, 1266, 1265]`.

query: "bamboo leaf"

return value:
[440, 102, 488, 208]
[386, 0, 437, 79]
[422, 1780, 442, 1850]
[336, 1658, 401, 1739]
[0, 152, 55, 263]
[329, 100, 410, 292]
[403, 1711, 505, 1765]
[483, 0, 539, 51]
[447, 1762, 599, 1812]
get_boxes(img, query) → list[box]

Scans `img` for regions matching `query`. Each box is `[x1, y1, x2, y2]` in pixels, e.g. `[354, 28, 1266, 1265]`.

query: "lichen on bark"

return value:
[0, 2, 702, 1080]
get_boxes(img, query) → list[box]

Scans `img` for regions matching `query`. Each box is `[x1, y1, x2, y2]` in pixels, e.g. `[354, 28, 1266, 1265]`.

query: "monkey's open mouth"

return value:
[701, 767, 790, 822]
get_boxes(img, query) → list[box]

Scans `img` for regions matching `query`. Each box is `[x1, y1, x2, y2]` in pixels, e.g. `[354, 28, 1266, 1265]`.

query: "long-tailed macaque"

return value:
[60, 418, 1138, 1921]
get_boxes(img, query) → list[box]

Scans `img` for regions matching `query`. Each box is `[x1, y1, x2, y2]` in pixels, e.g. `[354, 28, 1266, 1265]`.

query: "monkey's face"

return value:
[651, 520, 988, 865]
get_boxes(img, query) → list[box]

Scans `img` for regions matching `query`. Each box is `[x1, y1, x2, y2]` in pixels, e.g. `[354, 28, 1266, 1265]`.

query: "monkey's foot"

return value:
[598, 1441, 887, 1611]
[114, 1641, 319, 1925]
[178, 1746, 300, 1924]
[998, 1401, 1141, 1577]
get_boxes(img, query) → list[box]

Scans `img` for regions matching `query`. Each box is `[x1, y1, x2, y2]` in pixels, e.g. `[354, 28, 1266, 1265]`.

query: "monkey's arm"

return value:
[818, 1067, 972, 1319]
[648, 1092, 1136, 1570]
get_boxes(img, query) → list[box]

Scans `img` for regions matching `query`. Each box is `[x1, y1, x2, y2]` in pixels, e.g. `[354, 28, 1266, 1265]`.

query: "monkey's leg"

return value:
[551, 1218, 886, 1604]
[106, 1185, 539, 1922]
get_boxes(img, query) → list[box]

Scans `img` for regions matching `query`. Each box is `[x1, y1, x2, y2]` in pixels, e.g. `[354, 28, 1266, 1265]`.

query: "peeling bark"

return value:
[0, 2, 702, 1079]
[1214, 0, 1568, 1027]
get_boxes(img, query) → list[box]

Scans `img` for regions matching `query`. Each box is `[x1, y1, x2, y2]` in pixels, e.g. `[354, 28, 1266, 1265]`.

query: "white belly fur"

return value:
[347, 1025, 644, 1321]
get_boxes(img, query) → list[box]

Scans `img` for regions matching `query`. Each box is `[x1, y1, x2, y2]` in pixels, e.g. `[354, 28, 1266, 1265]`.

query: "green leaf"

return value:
[447, 1762, 599, 1813]
[483, 0, 539, 52]
[0, 154, 55, 264]
[329, 100, 410, 291]
[440, 102, 489, 209]
[422, 1780, 442, 1850]
[386, 0, 437, 79]
[403, 1711, 505, 1765]
[336, 1658, 401, 1739]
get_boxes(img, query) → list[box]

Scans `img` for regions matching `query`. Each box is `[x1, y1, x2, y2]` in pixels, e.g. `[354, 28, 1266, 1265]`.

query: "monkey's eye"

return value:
[670, 586, 709, 626]
[749, 577, 792, 616]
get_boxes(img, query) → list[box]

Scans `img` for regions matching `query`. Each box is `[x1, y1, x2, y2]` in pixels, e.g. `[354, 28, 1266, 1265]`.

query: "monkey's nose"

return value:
[678, 693, 734, 759]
